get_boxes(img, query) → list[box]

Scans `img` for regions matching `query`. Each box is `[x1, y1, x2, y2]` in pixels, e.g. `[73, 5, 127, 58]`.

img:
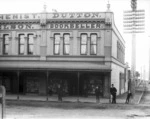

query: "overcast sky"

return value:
[0, 0, 150, 79]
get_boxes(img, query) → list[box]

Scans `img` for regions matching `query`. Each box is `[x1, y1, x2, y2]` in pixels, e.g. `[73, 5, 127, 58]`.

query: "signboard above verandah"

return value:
[0, 22, 105, 30]
[0, 12, 105, 20]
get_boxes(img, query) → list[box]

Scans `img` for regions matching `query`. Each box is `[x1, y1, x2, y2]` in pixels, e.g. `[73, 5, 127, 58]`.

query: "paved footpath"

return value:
[117, 81, 146, 105]
[140, 82, 150, 105]
[1, 81, 146, 105]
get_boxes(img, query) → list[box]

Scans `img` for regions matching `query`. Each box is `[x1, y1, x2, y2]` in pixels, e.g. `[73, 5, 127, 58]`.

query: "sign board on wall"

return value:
[0, 12, 105, 20]
[0, 23, 105, 30]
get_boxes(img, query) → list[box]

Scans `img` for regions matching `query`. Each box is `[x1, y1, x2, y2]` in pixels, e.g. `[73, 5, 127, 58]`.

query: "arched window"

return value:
[3, 34, 9, 55]
[81, 34, 87, 55]
[19, 34, 25, 55]
[54, 34, 61, 55]
[90, 34, 97, 55]
[63, 34, 70, 55]
[27, 34, 34, 55]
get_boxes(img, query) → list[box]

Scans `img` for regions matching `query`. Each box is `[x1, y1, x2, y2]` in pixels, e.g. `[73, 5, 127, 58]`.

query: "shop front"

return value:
[0, 69, 111, 101]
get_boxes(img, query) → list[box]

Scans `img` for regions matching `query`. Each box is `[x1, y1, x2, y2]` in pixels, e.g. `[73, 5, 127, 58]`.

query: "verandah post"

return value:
[17, 70, 20, 100]
[77, 72, 80, 102]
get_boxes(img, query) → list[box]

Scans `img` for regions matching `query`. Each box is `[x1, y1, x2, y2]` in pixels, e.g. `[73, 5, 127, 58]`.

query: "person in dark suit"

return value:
[57, 84, 62, 102]
[95, 86, 100, 103]
[110, 84, 117, 104]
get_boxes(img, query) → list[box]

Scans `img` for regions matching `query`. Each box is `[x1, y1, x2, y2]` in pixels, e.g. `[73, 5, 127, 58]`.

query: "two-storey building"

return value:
[0, 8, 127, 99]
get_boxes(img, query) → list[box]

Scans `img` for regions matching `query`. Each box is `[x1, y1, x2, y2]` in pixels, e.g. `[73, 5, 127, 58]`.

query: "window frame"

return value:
[18, 34, 25, 55]
[90, 33, 97, 55]
[63, 33, 70, 55]
[80, 33, 88, 55]
[27, 34, 34, 55]
[54, 33, 61, 55]
[3, 34, 9, 55]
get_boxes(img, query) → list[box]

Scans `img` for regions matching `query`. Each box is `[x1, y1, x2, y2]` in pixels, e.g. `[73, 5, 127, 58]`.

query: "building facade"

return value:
[0, 10, 127, 99]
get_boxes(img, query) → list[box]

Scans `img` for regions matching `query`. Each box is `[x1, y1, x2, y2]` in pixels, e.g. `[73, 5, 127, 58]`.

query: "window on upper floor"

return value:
[27, 34, 34, 55]
[54, 34, 61, 55]
[90, 34, 97, 55]
[19, 34, 25, 55]
[63, 34, 70, 55]
[3, 34, 9, 55]
[81, 34, 88, 55]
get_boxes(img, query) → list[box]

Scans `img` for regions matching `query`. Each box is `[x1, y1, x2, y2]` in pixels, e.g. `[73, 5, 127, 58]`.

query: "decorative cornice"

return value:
[47, 19, 105, 23]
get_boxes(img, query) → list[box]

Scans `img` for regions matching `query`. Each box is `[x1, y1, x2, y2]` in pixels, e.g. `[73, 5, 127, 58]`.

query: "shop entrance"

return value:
[48, 72, 104, 97]
[48, 72, 78, 96]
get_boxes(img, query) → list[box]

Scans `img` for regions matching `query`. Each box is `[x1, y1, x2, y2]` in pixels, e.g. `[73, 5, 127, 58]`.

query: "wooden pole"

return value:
[109, 73, 111, 103]
[77, 72, 80, 102]
[0, 86, 6, 119]
[46, 71, 49, 101]
[17, 71, 20, 100]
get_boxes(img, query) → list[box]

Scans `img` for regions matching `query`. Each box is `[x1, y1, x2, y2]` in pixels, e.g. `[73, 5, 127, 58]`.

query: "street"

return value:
[3, 100, 150, 119]
[0, 82, 150, 119]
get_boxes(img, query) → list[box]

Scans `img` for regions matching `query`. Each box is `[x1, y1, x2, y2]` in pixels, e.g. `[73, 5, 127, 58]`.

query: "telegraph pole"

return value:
[149, 36, 150, 81]
[123, 0, 145, 98]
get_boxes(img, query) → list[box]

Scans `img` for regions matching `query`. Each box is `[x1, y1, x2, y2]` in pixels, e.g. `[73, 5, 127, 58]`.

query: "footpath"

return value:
[1, 81, 146, 108]
[117, 81, 146, 105]
[4, 82, 146, 106]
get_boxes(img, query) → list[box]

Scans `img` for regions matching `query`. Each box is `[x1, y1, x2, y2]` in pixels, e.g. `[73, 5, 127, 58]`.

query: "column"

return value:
[17, 70, 20, 100]
[46, 71, 49, 101]
[109, 72, 111, 103]
[77, 72, 80, 102]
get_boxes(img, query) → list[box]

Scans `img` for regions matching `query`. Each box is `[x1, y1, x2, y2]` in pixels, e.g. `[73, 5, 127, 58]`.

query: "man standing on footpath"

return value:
[110, 84, 117, 104]
[95, 86, 100, 103]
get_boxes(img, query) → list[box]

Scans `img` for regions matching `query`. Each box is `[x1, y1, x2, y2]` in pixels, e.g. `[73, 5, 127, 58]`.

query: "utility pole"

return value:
[149, 36, 150, 82]
[123, 0, 145, 99]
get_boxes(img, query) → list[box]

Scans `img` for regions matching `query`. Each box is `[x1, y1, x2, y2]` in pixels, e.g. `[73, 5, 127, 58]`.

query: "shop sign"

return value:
[0, 23, 104, 30]
[49, 23, 104, 29]
[0, 12, 104, 20]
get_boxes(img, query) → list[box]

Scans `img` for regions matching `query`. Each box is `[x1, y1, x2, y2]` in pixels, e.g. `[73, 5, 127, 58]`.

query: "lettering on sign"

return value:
[0, 24, 32, 30]
[0, 14, 39, 20]
[52, 13, 102, 19]
[0, 23, 105, 30]
[49, 23, 104, 29]
[0, 12, 105, 20]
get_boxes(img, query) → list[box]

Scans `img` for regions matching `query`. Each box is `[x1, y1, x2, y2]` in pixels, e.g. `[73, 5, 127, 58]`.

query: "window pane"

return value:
[29, 35, 34, 44]
[91, 34, 97, 44]
[28, 35, 34, 55]
[55, 34, 60, 44]
[81, 45, 87, 54]
[64, 45, 70, 54]
[3, 35, 9, 54]
[4, 35, 9, 44]
[64, 34, 70, 44]
[91, 45, 96, 54]
[20, 45, 24, 54]
[29, 45, 33, 54]
[81, 34, 87, 44]
[20, 35, 25, 44]
[19, 35, 25, 54]
[55, 45, 60, 54]
[4, 45, 9, 54]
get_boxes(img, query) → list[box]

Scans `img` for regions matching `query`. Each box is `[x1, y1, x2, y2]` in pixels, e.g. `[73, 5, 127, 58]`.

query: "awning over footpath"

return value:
[0, 61, 111, 72]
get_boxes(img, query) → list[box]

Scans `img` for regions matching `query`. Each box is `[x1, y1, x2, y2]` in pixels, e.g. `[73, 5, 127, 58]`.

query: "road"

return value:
[1, 82, 150, 119]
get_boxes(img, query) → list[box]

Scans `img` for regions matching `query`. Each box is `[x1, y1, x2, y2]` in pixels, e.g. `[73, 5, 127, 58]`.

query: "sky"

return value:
[0, 0, 150, 79]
